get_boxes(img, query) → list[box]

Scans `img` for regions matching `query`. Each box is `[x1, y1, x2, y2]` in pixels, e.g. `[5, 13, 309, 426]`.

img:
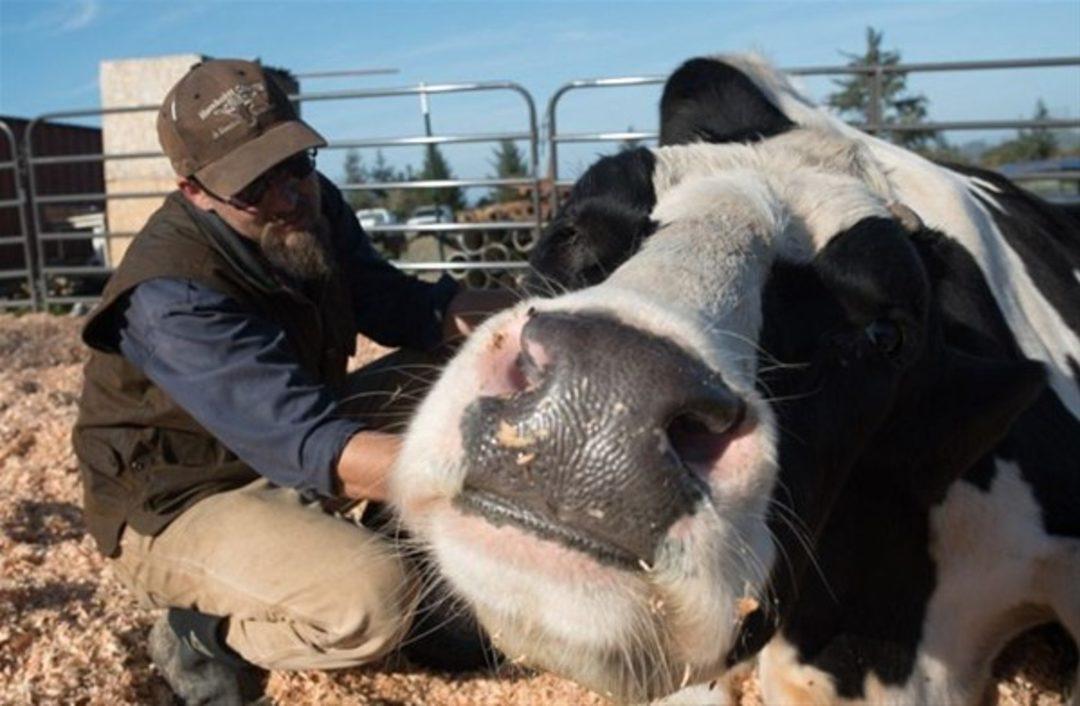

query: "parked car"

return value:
[355, 208, 404, 257]
[406, 204, 455, 228]
[355, 207, 398, 230]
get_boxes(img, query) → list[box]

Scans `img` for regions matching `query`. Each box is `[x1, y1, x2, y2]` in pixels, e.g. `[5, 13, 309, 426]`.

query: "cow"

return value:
[392, 54, 1079, 704]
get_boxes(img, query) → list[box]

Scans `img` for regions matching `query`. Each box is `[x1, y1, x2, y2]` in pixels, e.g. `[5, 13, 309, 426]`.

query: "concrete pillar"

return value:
[99, 54, 202, 266]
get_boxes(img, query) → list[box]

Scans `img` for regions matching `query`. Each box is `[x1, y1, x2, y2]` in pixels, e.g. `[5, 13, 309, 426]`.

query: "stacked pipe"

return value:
[444, 226, 536, 289]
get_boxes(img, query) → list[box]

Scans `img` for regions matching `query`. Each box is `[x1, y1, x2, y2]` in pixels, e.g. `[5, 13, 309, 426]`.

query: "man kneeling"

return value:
[73, 59, 510, 704]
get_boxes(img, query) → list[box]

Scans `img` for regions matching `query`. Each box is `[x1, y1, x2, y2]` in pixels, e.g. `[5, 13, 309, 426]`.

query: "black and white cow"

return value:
[393, 54, 1079, 704]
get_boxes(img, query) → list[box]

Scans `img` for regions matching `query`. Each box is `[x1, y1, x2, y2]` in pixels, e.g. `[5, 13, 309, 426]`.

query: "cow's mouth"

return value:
[453, 488, 642, 571]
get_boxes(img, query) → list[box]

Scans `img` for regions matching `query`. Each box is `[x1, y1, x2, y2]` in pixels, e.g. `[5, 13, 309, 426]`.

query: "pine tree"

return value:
[827, 28, 940, 151]
[342, 149, 376, 211]
[1018, 100, 1059, 160]
[418, 145, 464, 212]
[490, 139, 529, 203]
[357, 149, 399, 208]
[619, 126, 644, 152]
[387, 163, 426, 220]
[981, 100, 1061, 166]
[369, 150, 398, 191]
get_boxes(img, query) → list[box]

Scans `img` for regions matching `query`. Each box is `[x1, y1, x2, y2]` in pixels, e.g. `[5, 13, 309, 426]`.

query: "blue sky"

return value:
[1, 0, 1078, 189]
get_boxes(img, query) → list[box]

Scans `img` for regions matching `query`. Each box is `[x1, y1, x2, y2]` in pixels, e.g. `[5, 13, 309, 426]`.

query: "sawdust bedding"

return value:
[0, 313, 1073, 705]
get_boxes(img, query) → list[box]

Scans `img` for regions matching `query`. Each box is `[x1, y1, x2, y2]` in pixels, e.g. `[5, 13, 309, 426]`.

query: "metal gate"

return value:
[545, 56, 1080, 213]
[3, 56, 1079, 311]
[23, 105, 146, 309]
[0, 120, 35, 309]
[9, 80, 542, 311]
[305, 80, 541, 288]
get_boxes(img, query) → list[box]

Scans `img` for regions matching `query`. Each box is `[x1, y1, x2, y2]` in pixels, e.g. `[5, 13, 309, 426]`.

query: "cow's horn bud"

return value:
[887, 201, 924, 233]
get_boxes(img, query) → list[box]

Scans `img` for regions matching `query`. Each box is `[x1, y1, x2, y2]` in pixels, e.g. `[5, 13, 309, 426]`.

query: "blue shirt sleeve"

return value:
[116, 277, 362, 496]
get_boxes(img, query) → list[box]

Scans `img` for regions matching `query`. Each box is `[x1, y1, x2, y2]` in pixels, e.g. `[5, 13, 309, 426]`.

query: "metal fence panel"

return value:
[545, 56, 1080, 213]
[4, 56, 1079, 311]
[0, 120, 36, 310]
[13, 80, 543, 309]
[318, 80, 543, 290]
[19, 110, 111, 310]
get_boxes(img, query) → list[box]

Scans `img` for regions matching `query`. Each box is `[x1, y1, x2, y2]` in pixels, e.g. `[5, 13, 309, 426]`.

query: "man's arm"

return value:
[117, 277, 383, 499]
[334, 430, 401, 500]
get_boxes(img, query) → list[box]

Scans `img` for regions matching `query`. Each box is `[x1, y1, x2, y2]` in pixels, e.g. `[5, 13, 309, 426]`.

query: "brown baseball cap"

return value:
[157, 59, 327, 197]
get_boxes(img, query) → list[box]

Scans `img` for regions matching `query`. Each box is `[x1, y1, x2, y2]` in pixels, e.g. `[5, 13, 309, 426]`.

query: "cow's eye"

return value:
[864, 319, 904, 357]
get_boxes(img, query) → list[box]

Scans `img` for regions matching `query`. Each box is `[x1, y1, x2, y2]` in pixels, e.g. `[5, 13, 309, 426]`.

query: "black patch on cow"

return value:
[992, 393, 1080, 537]
[911, 227, 1080, 538]
[736, 218, 936, 672]
[941, 161, 1080, 342]
[962, 453, 998, 491]
[527, 148, 658, 293]
[741, 219, 1052, 696]
[780, 483, 935, 698]
[659, 57, 795, 147]
[1059, 202, 1080, 225]
[908, 224, 1027, 360]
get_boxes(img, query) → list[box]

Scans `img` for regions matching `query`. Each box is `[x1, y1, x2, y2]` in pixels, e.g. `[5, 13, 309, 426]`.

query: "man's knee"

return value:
[292, 549, 418, 661]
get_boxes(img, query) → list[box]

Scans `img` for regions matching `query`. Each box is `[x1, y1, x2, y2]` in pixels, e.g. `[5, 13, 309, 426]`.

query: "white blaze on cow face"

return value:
[394, 149, 902, 701]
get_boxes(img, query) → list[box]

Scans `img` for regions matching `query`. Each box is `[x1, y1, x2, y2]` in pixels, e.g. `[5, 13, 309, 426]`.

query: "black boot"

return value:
[148, 608, 267, 705]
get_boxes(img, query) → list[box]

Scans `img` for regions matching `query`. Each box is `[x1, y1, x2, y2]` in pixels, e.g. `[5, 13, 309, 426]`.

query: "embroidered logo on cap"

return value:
[198, 82, 270, 139]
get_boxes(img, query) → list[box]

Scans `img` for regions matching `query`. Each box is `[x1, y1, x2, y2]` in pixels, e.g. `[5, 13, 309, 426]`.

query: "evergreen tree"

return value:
[618, 126, 644, 152]
[418, 145, 464, 212]
[827, 27, 940, 151]
[489, 139, 529, 203]
[981, 99, 1061, 166]
[369, 150, 398, 192]
[342, 149, 377, 211]
[387, 163, 423, 220]
[1017, 99, 1059, 160]
[360, 149, 398, 208]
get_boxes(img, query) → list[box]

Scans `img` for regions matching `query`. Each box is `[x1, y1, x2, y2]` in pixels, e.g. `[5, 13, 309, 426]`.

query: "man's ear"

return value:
[178, 178, 214, 211]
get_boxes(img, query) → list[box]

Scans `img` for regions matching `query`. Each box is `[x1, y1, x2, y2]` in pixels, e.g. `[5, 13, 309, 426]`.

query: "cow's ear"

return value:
[660, 57, 795, 146]
[528, 198, 656, 293]
[903, 349, 1045, 506]
[526, 214, 580, 296]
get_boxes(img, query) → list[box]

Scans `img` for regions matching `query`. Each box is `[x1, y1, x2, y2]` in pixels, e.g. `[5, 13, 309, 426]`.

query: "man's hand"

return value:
[335, 430, 403, 501]
[443, 288, 519, 342]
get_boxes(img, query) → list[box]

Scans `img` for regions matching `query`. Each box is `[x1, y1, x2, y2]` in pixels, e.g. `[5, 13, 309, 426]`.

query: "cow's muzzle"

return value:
[455, 310, 745, 569]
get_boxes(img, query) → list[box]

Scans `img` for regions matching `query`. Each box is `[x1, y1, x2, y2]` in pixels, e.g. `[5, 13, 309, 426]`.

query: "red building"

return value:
[0, 116, 104, 301]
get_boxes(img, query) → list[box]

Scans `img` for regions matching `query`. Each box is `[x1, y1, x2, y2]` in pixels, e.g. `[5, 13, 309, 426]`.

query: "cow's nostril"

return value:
[515, 343, 546, 391]
[666, 400, 746, 470]
[512, 323, 554, 394]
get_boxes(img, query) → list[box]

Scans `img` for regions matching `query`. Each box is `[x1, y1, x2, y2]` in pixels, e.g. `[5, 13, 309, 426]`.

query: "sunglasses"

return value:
[231, 148, 318, 207]
[197, 149, 317, 211]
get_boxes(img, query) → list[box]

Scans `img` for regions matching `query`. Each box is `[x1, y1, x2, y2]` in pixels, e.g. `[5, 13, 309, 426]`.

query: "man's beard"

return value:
[256, 180, 332, 284]
[258, 216, 333, 283]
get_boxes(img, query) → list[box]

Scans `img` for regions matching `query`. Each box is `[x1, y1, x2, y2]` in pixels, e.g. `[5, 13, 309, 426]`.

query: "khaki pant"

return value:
[110, 348, 444, 670]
